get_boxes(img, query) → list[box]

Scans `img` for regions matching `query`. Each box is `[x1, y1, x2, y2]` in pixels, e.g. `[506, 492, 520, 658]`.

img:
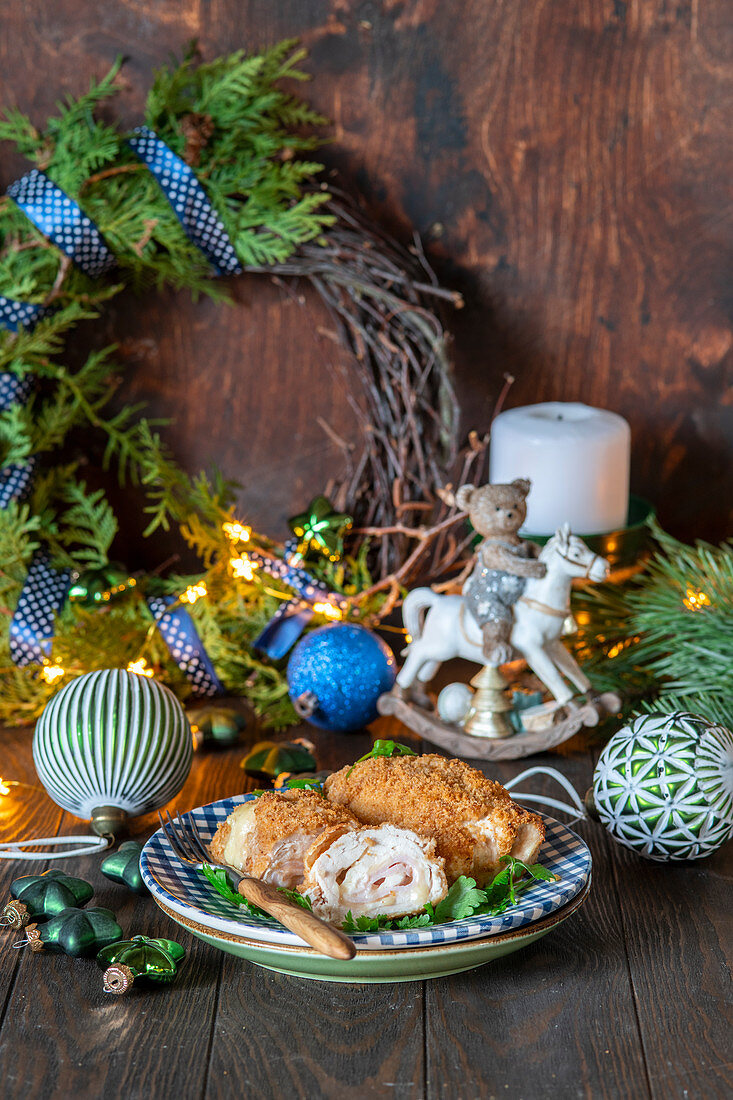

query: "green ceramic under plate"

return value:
[155, 880, 590, 983]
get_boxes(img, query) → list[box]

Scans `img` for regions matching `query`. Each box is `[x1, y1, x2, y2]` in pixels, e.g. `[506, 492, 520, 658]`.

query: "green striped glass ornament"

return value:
[33, 670, 193, 836]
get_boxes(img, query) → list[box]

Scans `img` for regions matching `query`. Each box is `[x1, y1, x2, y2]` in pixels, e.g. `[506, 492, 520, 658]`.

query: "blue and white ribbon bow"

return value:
[0, 371, 34, 408]
[147, 595, 223, 697]
[127, 126, 242, 276]
[0, 296, 46, 333]
[251, 542, 348, 657]
[10, 550, 71, 666]
[7, 169, 116, 279]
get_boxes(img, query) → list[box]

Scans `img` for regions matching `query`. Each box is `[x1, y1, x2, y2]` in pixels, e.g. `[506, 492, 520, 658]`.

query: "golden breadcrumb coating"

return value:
[209, 788, 360, 887]
[324, 753, 545, 884]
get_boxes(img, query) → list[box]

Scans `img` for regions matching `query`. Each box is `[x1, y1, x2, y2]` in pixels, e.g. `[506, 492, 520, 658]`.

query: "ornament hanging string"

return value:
[504, 767, 588, 824]
[0, 835, 110, 861]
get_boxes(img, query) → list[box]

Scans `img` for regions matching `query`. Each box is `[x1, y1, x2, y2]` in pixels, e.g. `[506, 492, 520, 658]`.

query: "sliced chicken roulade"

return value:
[324, 753, 545, 885]
[209, 789, 360, 890]
[301, 824, 448, 923]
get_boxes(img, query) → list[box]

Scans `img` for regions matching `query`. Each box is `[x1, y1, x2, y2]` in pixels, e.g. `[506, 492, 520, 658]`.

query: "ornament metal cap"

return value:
[103, 963, 135, 995]
[0, 899, 30, 929]
[25, 924, 44, 951]
[583, 788, 600, 821]
[91, 806, 128, 839]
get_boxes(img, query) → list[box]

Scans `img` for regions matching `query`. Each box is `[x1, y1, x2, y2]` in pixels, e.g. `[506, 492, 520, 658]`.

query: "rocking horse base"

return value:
[377, 689, 622, 761]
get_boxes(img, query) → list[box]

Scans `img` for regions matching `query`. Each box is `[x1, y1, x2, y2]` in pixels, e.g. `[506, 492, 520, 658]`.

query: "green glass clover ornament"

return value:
[587, 711, 733, 861]
[25, 906, 123, 957]
[68, 563, 131, 607]
[288, 496, 353, 561]
[188, 705, 252, 750]
[97, 935, 186, 995]
[240, 739, 316, 781]
[101, 841, 148, 896]
[1, 869, 94, 929]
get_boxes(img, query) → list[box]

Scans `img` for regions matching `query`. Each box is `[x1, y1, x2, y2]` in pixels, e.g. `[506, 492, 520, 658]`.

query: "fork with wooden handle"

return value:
[159, 809, 356, 961]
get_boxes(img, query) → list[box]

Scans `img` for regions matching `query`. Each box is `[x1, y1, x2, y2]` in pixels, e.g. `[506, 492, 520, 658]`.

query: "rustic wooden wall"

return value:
[1, 0, 731, 565]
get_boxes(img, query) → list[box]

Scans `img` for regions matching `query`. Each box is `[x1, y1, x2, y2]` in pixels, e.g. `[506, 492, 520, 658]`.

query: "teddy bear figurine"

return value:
[456, 478, 546, 665]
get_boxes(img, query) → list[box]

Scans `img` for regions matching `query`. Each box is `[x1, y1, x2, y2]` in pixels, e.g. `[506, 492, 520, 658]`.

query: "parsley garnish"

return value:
[201, 864, 313, 917]
[201, 855, 557, 933]
[347, 739, 417, 777]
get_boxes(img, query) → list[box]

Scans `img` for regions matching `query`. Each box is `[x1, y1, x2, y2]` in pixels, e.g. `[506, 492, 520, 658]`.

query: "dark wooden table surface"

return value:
[0, 718, 730, 1100]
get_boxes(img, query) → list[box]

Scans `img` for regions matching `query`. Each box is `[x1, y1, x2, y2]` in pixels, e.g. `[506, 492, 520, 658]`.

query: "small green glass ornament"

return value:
[240, 738, 316, 781]
[1, 869, 94, 929]
[25, 906, 123, 958]
[97, 935, 186, 995]
[68, 563, 131, 607]
[100, 841, 148, 896]
[587, 711, 733, 861]
[188, 705, 252, 750]
[288, 496, 353, 561]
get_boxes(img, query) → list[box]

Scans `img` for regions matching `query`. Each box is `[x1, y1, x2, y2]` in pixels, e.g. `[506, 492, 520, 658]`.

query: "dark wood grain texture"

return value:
[425, 753, 652, 1100]
[0, 0, 729, 566]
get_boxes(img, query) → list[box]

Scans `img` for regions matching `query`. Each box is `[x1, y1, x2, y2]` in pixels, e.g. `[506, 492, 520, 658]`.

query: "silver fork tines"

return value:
[158, 808, 206, 867]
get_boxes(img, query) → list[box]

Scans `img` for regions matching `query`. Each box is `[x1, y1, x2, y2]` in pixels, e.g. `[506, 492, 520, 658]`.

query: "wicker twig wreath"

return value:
[0, 43, 488, 724]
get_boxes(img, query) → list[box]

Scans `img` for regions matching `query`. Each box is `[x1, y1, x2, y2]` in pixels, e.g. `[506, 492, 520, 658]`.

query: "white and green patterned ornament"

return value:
[33, 669, 193, 838]
[587, 711, 733, 861]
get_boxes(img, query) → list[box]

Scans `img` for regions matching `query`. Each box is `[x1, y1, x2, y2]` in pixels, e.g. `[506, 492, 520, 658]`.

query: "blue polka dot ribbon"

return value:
[248, 548, 348, 609]
[127, 126, 242, 276]
[10, 549, 71, 667]
[0, 372, 34, 409]
[250, 542, 347, 657]
[0, 370, 37, 509]
[7, 169, 116, 279]
[0, 456, 36, 508]
[0, 295, 46, 333]
[147, 595, 223, 697]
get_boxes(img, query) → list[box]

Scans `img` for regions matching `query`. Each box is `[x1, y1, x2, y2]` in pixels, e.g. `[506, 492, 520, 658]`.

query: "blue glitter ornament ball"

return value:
[287, 623, 397, 732]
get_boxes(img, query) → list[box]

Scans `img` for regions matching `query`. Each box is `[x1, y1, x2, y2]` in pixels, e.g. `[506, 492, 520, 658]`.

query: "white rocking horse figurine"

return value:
[397, 524, 609, 707]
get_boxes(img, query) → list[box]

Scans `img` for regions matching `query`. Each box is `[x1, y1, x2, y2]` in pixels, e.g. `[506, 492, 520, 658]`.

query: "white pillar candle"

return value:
[489, 402, 630, 535]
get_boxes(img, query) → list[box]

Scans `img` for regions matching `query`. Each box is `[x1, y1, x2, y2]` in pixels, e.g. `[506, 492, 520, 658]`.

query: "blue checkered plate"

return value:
[140, 795, 591, 951]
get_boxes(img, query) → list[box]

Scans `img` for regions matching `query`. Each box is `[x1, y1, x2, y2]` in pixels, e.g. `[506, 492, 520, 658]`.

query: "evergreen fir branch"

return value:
[0, 502, 42, 607]
[56, 482, 118, 567]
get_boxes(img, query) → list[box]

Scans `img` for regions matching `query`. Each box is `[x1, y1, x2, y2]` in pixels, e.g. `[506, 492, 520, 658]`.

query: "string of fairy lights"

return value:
[37, 517, 346, 686]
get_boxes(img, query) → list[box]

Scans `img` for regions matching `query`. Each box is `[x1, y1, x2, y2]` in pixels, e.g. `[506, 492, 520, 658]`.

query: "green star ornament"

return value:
[288, 496, 353, 561]
[26, 906, 123, 958]
[101, 841, 148, 896]
[2, 869, 94, 929]
[97, 935, 186, 995]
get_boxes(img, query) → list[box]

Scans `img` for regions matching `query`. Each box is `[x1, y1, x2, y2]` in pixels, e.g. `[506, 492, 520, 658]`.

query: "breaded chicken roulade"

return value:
[301, 824, 448, 923]
[209, 789, 360, 889]
[324, 754, 545, 884]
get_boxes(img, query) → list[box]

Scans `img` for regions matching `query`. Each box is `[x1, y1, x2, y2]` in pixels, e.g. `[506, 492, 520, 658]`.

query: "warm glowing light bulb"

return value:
[230, 555, 256, 580]
[181, 582, 207, 605]
[41, 663, 65, 685]
[0, 778, 16, 796]
[223, 521, 251, 543]
[127, 658, 154, 677]
[683, 588, 711, 611]
[312, 601, 342, 620]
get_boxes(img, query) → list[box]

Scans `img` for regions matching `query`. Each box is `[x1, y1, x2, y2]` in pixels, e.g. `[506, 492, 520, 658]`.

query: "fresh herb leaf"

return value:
[347, 739, 417, 777]
[432, 876, 487, 922]
[277, 887, 313, 911]
[341, 909, 433, 932]
[201, 865, 313, 918]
